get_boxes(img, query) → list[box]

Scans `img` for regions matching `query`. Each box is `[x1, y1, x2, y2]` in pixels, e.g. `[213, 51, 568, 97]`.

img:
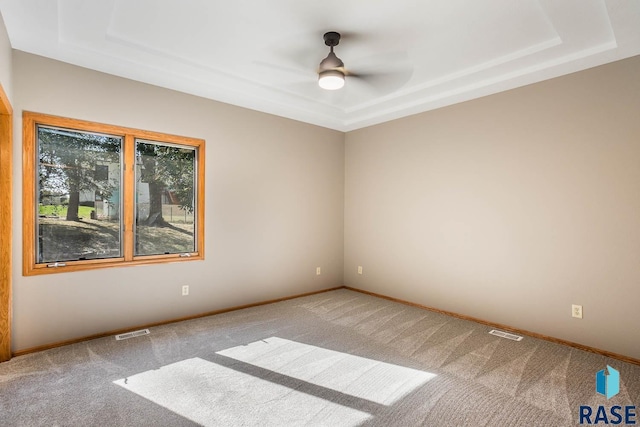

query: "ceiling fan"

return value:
[318, 31, 347, 90]
[253, 30, 413, 95]
[316, 31, 413, 94]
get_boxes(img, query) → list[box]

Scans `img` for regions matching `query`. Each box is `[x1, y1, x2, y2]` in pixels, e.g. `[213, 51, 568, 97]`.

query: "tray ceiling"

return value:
[1, 0, 639, 131]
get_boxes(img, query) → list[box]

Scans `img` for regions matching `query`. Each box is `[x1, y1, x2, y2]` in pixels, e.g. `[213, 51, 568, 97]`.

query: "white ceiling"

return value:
[1, 0, 639, 131]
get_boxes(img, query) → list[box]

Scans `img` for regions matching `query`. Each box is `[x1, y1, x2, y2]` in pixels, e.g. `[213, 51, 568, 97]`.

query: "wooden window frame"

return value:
[22, 112, 205, 276]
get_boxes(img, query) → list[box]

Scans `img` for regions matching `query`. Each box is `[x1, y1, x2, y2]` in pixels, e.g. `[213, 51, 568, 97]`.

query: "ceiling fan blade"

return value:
[346, 51, 414, 94]
[347, 68, 413, 95]
[252, 33, 324, 79]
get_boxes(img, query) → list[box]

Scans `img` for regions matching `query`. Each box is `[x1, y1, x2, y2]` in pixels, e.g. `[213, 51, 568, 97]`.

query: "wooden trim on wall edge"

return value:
[0, 83, 12, 363]
[0, 82, 11, 115]
[344, 286, 640, 366]
[12, 286, 343, 357]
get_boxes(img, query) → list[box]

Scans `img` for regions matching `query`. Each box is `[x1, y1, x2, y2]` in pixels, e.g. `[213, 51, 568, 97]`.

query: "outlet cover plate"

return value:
[572, 304, 583, 319]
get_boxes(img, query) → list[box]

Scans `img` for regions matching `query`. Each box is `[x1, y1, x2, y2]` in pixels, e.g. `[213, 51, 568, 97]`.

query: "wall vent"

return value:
[489, 329, 523, 341]
[115, 329, 150, 341]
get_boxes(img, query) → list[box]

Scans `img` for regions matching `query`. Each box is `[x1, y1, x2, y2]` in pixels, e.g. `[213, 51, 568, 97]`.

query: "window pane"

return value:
[37, 126, 122, 263]
[135, 140, 196, 256]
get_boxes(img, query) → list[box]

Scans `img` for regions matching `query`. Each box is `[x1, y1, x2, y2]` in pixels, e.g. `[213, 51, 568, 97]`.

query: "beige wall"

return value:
[9, 46, 640, 360]
[345, 56, 640, 359]
[0, 11, 11, 100]
[12, 51, 344, 351]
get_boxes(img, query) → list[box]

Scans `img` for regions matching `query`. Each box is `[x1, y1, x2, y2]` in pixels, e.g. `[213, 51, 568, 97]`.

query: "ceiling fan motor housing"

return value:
[320, 51, 344, 70]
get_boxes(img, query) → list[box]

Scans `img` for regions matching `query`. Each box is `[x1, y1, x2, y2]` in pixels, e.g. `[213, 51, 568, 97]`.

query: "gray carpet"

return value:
[1, 289, 638, 426]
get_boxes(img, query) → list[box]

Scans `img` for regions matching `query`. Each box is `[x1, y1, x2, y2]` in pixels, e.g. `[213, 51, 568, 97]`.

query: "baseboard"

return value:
[344, 286, 640, 367]
[12, 286, 343, 357]
[13, 284, 640, 367]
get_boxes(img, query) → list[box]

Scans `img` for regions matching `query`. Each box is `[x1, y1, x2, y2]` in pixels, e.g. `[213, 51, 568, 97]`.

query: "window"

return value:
[23, 112, 205, 275]
[134, 139, 198, 256]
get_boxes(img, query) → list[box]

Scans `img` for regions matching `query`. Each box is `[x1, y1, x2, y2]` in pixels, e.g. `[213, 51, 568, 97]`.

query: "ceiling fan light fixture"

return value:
[318, 69, 345, 90]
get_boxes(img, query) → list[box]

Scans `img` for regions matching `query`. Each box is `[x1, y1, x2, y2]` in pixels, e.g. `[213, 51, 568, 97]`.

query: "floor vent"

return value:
[115, 329, 150, 341]
[489, 329, 523, 341]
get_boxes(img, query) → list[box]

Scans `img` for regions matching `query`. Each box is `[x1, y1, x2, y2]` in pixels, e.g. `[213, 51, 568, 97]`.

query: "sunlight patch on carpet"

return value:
[114, 357, 371, 426]
[114, 337, 436, 425]
[217, 337, 436, 405]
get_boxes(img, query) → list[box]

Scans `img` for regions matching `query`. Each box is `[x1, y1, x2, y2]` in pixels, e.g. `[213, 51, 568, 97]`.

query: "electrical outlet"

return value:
[316, 267, 321, 275]
[357, 266, 363, 275]
[182, 285, 189, 296]
[572, 304, 583, 319]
